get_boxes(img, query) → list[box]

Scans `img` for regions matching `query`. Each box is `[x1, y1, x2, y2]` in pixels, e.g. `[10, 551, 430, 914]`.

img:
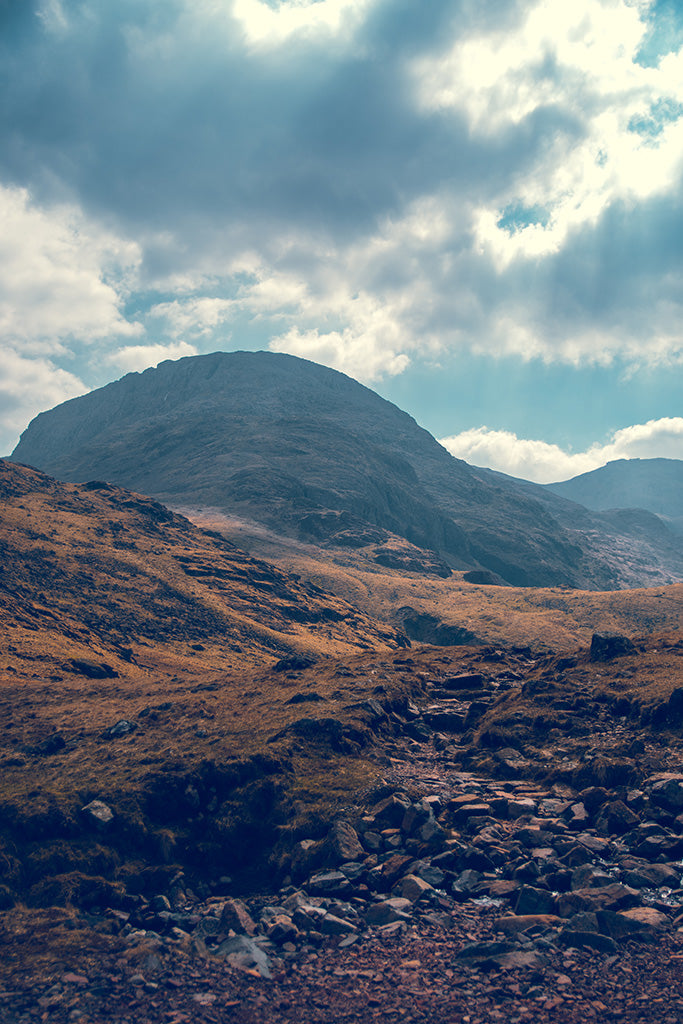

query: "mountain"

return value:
[11, 351, 683, 589]
[0, 458, 406, 682]
[546, 458, 683, 535]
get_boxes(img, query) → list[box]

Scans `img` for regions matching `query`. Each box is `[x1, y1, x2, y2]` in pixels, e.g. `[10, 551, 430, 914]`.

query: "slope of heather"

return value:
[0, 458, 405, 679]
[0, 458, 412, 901]
[186, 507, 683, 652]
[13, 350, 678, 590]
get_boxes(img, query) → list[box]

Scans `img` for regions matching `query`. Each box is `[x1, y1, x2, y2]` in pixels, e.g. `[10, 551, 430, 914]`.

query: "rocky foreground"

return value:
[3, 635, 683, 1023]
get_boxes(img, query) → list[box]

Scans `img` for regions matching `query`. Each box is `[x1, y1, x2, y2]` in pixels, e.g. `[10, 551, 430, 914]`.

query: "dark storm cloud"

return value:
[0, 0, 555, 252]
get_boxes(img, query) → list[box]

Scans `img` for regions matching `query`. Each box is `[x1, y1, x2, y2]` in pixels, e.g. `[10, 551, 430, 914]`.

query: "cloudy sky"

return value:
[1, 0, 683, 482]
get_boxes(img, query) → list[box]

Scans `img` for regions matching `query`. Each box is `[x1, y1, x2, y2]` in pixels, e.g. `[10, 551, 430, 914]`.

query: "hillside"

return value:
[0, 458, 406, 685]
[3, 462, 683, 1023]
[547, 458, 683, 534]
[11, 351, 683, 589]
[185, 506, 683, 652]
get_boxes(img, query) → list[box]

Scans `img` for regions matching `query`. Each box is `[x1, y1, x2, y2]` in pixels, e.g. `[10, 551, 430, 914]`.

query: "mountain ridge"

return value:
[546, 457, 683, 535]
[11, 350, 683, 589]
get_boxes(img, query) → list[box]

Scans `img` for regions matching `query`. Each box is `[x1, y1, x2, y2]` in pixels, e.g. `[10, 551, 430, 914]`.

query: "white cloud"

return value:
[269, 326, 409, 382]
[0, 184, 142, 351]
[147, 297, 235, 338]
[0, 349, 86, 455]
[413, 0, 683, 263]
[230, 0, 374, 48]
[439, 417, 683, 483]
[37, 0, 69, 34]
[106, 341, 199, 374]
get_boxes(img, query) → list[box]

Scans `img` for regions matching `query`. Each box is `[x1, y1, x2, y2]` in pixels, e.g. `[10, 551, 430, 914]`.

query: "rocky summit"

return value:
[11, 351, 683, 589]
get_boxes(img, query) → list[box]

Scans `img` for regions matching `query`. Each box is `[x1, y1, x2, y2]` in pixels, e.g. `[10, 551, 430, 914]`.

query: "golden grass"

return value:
[184, 509, 683, 651]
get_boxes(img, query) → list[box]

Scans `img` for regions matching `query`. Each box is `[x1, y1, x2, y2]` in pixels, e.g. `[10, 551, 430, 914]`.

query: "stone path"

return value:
[3, 644, 683, 1022]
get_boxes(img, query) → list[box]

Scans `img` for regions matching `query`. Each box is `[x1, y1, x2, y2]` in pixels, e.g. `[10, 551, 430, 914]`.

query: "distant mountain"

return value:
[546, 459, 683, 534]
[11, 351, 683, 589]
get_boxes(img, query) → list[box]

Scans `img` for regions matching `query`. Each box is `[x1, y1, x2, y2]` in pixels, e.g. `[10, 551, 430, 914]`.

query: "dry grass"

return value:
[184, 509, 683, 651]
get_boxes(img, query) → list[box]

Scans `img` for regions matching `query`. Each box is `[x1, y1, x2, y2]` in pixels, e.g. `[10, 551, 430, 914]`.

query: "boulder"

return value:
[494, 914, 561, 936]
[323, 820, 365, 864]
[220, 898, 257, 937]
[365, 898, 412, 926]
[589, 633, 636, 662]
[649, 775, 683, 813]
[81, 800, 114, 829]
[215, 936, 272, 979]
[400, 875, 433, 902]
[514, 885, 556, 916]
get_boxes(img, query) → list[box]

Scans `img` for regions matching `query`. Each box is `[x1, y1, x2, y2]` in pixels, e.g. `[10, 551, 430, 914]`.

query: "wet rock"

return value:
[622, 862, 680, 889]
[514, 886, 556, 916]
[557, 883, 641, 916]
[570, 865, 614, 891]
[452, 869, 484, 897]
[417, 864, 446, 888]
[595, 800, 640, 835]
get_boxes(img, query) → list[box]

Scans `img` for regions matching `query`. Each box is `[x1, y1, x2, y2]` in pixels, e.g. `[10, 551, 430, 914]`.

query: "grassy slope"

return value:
[182, 509, 683, 651]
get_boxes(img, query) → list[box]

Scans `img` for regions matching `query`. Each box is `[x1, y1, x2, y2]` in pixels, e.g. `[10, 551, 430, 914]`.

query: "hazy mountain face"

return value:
[11, 352, 683, 589]
[547, 458, 683, 525]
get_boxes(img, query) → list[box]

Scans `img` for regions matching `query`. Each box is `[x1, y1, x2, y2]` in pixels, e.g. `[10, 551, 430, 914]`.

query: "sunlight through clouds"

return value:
[414, 0, 683, 264]
[231, 0, 373, 47]
[1, 0, 682, 465]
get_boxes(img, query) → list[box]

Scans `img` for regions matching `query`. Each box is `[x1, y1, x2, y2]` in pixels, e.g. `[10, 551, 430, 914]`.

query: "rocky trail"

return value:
[3, 635, 683, 1022]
